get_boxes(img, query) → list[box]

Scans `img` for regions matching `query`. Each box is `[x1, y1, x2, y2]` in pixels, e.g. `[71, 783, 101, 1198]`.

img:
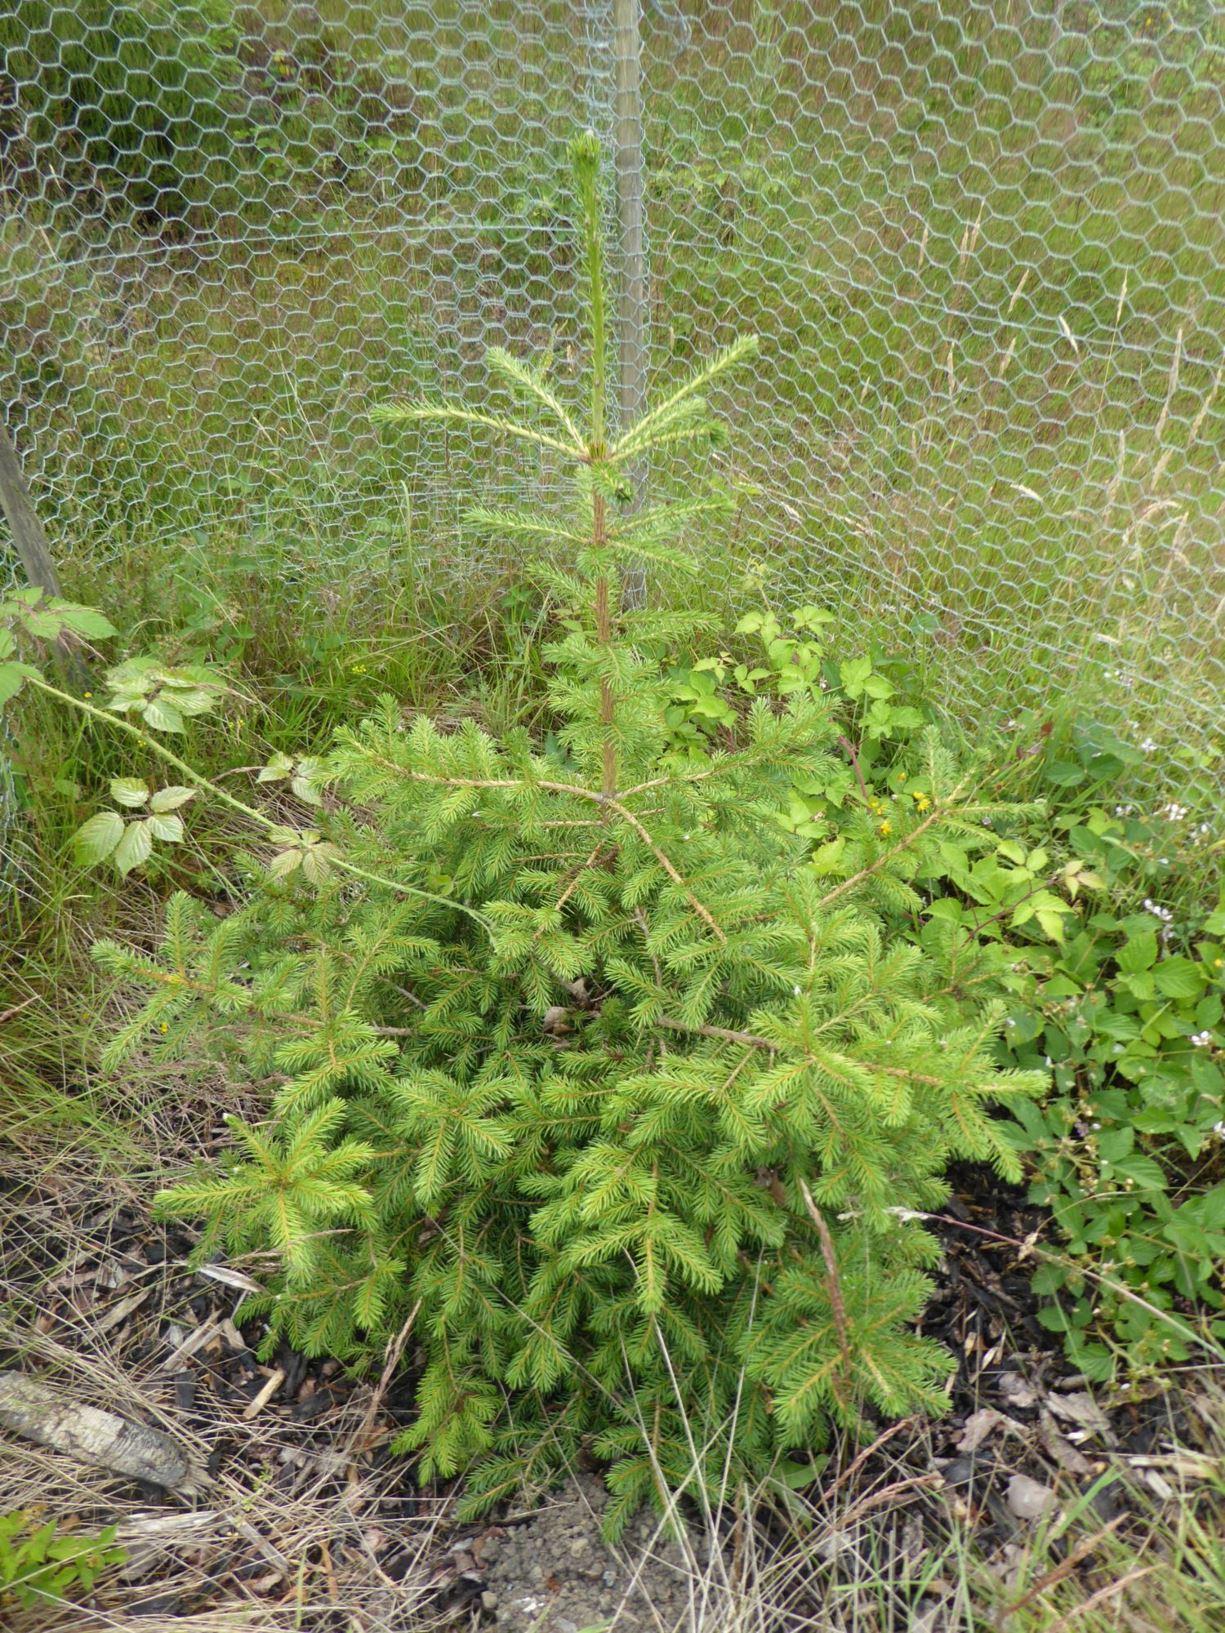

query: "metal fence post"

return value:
[612, 0, 648, 607]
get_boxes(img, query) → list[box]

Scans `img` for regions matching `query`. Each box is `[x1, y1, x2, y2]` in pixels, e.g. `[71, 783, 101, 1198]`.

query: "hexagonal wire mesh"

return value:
[0, 0, 1222, 868]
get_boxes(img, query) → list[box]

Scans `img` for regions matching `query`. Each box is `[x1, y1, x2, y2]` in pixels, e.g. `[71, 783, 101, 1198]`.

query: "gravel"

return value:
[481, 1475, 709, 1631]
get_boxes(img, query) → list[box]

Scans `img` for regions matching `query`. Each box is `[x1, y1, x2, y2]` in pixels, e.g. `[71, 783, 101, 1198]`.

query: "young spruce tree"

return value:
[92, 135, 1044, 1528]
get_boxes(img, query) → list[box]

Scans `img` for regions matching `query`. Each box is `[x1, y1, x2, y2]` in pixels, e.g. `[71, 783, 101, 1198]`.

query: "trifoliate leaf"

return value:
[110, 777, 150, 808]
[73, 810, 124, 866]
[269, 849, 303, 878]
[114, 818, 154, 876]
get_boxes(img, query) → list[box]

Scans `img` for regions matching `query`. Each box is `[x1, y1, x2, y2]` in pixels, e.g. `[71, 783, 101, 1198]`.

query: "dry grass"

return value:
[0, 1109, 456, 1631]
[3, 1086, 1225, 1632]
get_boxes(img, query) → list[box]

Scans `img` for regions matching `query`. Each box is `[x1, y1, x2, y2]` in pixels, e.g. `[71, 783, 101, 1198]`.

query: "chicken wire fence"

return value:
[1, 0, 1223, 836]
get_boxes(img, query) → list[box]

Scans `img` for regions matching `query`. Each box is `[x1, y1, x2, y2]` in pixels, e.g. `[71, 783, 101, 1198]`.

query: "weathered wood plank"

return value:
[0, 1371, 208, 1494]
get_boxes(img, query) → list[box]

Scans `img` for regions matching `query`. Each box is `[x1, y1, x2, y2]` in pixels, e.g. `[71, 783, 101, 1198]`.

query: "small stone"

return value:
[940, 1455, 986, 1492]
[1007, 1474, 1057, 1521]
[481, 1591, 498, 1611]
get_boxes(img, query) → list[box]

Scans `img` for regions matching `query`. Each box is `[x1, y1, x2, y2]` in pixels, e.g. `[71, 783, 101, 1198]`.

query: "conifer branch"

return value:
[601, 797, 725, 942]
[655, 1015, 947, 1092]
[657, 1016, 775, 1051]
[799, 1177, 851, 1386]
[370, 402, 582, 461]
[547, 842, 611, 920]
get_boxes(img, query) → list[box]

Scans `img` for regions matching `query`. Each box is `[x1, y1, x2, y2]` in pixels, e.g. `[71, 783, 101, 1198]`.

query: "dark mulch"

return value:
[1, 1157, 1220, 1630]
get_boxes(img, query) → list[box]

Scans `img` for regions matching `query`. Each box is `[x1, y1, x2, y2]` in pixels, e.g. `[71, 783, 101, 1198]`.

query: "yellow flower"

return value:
[912, 791, 931, 812]
[878, 820, 892, 837]
[159, 1022, 168, 1034]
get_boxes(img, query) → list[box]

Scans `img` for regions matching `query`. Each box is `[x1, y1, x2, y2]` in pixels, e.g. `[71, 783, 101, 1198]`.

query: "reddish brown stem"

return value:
[836, 733, 871, 806]
[592, 491, 617, 800]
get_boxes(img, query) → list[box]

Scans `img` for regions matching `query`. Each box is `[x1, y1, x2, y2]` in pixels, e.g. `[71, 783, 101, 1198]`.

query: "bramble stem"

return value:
[28, 674, 486, 925]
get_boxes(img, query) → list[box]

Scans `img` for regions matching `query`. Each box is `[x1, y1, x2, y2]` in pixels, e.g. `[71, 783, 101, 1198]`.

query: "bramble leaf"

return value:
[73, 810, 124, 866]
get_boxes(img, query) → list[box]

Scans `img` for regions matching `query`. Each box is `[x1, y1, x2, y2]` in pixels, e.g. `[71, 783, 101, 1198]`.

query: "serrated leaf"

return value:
[110, 777, 150, 808]
[113, 818, 153, 876]
[301, 846, 332, 884]
[269, 849, 303, 878]
[56, 603, 118, 639]
[1035, 909, 1066, 944]
[0, 662, 27, 706]
[25, 609, 63, 638]
[143, 697, 185, 733]
[148, 813, 184, 843]
[73, 810, 124, 865]
[171, 689, 220, 717]
[1117, 932, 1157, 974]
[291, 774, 323, 805]
[258, 752, 293, 783]
[150, 786, 196, 812]
[1154, 958, 1204, 1001]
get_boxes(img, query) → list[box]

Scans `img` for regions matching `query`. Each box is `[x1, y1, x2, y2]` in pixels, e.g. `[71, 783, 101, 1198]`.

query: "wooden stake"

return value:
[0, 418, 89, 686]
[0, 419, 63, 600]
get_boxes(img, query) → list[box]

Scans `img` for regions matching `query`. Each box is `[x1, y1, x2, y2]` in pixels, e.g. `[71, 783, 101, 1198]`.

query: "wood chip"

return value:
[162, 1319, 222, 1372]
[1039, 1409, 1093, 1474]
[114, 1511, 223, 1578]
[219, 1317, 249, 1351]
[1045, 1389, 1111, 1441]
[1126, 1451, 1220, 1480]
[95, 1286, 152, 1335]
[229, 1516, 292, 1575]
[196, 1263, 265, 1295]
[242, 1366, 286, 1420]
